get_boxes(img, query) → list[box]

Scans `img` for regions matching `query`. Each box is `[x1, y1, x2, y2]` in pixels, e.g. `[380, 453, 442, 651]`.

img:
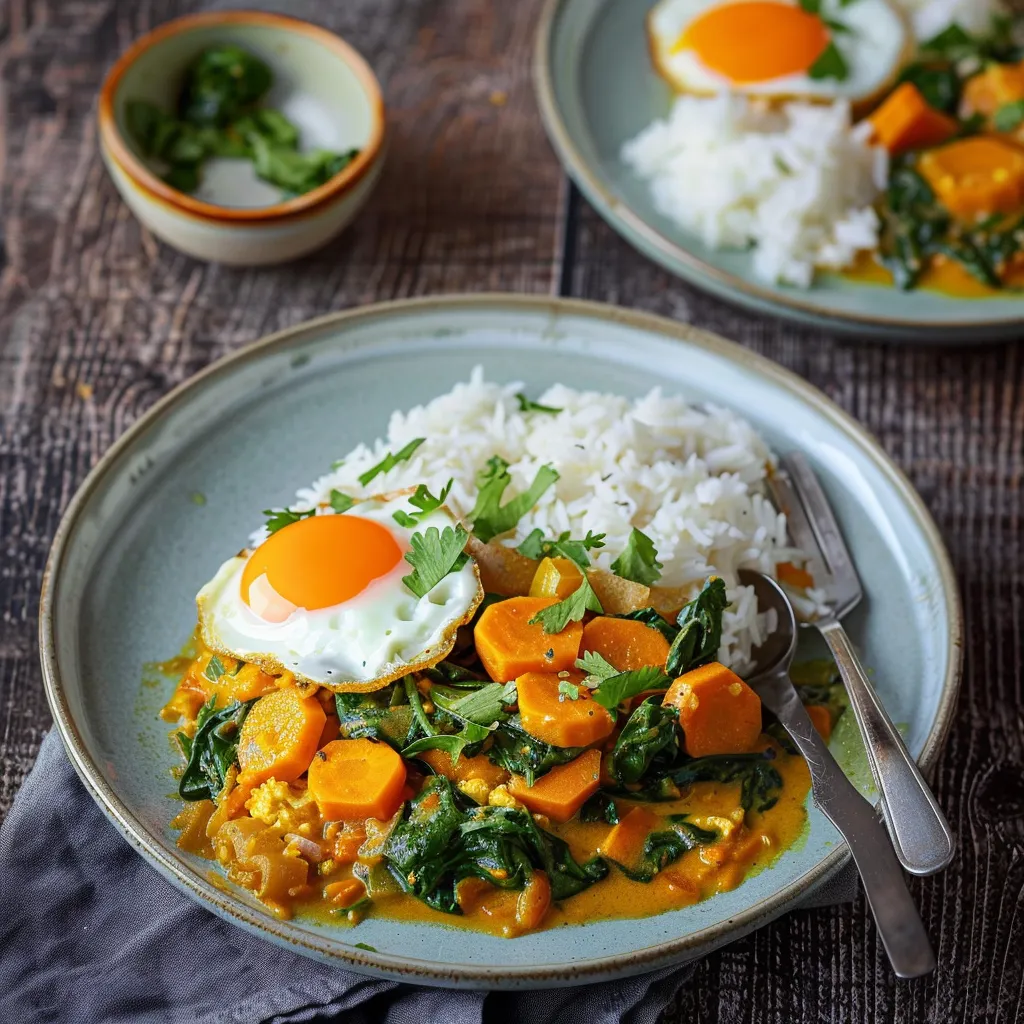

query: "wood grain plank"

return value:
[567, 197, 1024, 1024]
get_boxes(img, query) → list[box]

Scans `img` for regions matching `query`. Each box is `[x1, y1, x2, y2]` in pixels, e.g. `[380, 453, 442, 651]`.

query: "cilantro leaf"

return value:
[797, 0, 820, 12]
[516, 393, 563, 414]
[402, 524, 470, 598]
[354, 942, 377, 952]
[808, 40, 849, 81]
[558, 679, 581, 700]
[468, 457, 559, 543]
[263, 506, 315, 534]
[587, 665, 671, 711]
[994, 100, 1024, 132]
[529, 575, 603, 634]
[329, 489, 355, 513]
[610, 528, 663, 585]
[576, 650, 619, 684]
[516, 529, 606, 567]
[392, 479, 454, 528]
[358, 438, 425, 487]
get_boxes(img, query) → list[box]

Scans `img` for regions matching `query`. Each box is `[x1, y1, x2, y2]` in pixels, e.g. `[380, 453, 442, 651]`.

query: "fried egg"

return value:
[198, 495, 482, 691]
[648, 0, 909, 108]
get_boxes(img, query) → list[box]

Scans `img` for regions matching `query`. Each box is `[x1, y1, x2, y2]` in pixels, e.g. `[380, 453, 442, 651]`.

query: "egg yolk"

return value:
[675, 1, 829, 85]
[241, 514, 402, 620]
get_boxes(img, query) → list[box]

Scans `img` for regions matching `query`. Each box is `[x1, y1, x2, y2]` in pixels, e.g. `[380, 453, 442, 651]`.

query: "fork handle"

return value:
[758, 672, 935, 978]
[817, 617, 956, 877]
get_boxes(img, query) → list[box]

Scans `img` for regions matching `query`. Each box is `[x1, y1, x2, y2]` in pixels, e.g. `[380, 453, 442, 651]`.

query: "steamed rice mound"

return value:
[259, 369, 811, 673]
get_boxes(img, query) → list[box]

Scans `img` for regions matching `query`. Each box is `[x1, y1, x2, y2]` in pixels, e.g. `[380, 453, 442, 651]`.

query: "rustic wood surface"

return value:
[1, 1, 1022, 1021]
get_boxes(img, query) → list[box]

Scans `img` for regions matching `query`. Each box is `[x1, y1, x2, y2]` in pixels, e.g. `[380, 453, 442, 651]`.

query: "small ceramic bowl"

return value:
[98, 11, 385, 265]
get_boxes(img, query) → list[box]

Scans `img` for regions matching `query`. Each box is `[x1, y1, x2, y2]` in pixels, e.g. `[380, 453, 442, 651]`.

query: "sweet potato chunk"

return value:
[581, 616, 670, 672]
[474, 597, 582, 681]
[663, 663, 762, 757]
[516, 671, 615, 748]
[508, 749, 602, 823]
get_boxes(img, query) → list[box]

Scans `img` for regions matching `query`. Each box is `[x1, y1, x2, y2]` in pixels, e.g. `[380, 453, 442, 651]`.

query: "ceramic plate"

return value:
[40, 296, 961, 988]
[534, 0, 1024, 341]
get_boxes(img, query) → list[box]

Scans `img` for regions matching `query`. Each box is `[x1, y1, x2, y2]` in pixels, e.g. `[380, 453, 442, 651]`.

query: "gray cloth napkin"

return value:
[0, 732, 856, 1024]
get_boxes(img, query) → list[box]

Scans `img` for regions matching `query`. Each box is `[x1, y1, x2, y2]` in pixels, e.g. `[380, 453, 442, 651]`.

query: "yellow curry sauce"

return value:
[163, 630, 817, 938]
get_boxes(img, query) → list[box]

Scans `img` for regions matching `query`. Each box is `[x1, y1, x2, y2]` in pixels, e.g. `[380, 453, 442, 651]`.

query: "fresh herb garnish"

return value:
[665, 577, 729, 677]
[468, 457, 559, 543]
[177, 696, 258, 801]
[432, 681, 517, 726]
[263, 506, 315, 535]
[528, 574, 603, 634]
[402, 721, 492, 762]
[392, 479, 454, 528]
[358, 438, 425, 487]
[515, 393, 563, 414]
[808, 40, 849, 81]
[516, 528, 606, 566]
[329, 489, 355, 514]
[354, 942, 378, 952]
[587, 664, 671, 711]
[610, 528, 663, 585]
[125, 46, 361, 198]
[558, 679, 581, 700]
[402, 524, 470, 598]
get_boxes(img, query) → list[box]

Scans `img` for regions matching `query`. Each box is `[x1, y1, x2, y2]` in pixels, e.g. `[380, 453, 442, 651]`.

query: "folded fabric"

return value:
[0, 731, 856, 1024]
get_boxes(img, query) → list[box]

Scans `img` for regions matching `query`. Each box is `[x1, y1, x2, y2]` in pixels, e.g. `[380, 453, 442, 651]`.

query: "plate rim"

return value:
[38, 293, 963, 986]
[532, 0, 1024, 341]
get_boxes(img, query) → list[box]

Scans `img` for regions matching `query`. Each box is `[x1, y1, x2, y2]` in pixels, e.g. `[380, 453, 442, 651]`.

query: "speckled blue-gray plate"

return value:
[534, 0, 1024, 341]
[40, 296, 960, 988]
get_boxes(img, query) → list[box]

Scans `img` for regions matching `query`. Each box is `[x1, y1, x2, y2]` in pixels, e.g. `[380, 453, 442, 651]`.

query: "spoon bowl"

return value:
[739, 568, 799, 681]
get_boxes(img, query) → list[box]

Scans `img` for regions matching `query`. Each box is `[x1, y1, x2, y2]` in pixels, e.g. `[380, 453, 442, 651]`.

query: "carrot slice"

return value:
[868, 82, 957, 156]
[805, 704, 832, 743]
[515, 671, 615, 748]
[599, 805, 660, 869]
[663, 662, 762, 757]
[307, 738, 407, 821]
[508, 749, 602, 822]
[236, 688, 326, 785]
[474, 596, 583, 682]
[580, 616, 670, 672]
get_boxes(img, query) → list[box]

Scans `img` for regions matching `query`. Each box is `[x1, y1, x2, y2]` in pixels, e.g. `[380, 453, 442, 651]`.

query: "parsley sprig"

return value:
[392, 479, 454, 528]
[358, 438, 425, 487]
[517, 529, 606, 566]
[263, 506, 315, 534]
[576, 651, 671, 710]
[529, 574, 604, 634]
[329, 489, 355, 513]
[402, 524, 470, 598]
[610, 528, 663, 586]
[468, 456, 559, 543]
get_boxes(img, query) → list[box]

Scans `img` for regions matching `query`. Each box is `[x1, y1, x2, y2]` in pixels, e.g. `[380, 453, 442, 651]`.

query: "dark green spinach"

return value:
[607, 698, 680, 785]
[335, 686, 416, 751]
[177, 696, 257, 801]
[382, 777, 607, 914]
[612, 817, 719, 883]
[487, 716, 584, 786]
[665, 576, 730, 677]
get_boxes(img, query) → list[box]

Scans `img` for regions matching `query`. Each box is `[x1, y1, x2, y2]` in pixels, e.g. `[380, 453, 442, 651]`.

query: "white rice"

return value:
[621, 94, 887, 288]
[892, 0, 1007, 42]
[259, 370, 820, 674]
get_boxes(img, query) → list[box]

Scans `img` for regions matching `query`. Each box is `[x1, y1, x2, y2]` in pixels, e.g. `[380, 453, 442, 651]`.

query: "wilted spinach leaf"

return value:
[665, 577, 729, 677]
[177, 696, 257, 801]
[607, 698, 679, 785]
[612, 817, 719, 883]
[335, 687, 416, 751]
[487, 716, 584, 786]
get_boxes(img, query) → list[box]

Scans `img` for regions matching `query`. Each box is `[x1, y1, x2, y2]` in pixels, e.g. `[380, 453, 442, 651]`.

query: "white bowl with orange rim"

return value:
[98, 11, 385, 265]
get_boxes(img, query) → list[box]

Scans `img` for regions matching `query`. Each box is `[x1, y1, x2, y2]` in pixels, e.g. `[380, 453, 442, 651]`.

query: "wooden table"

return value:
[2, 1, 1022, 1020]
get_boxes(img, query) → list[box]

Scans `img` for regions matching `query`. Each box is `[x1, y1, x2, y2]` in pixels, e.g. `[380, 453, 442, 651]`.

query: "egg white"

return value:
[197, 495, 482, 692]
[649, 0, 910, 107]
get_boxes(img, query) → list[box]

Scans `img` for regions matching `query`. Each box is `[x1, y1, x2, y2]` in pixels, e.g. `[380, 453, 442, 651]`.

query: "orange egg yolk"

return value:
[240, 514, 402, 621]
[675, 1, 830, 85]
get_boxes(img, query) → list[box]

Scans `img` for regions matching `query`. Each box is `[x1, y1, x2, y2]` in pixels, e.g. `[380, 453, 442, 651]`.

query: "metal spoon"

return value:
[739, 568, 936, 979]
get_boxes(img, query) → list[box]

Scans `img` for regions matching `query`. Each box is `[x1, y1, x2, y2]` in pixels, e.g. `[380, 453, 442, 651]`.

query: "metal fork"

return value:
[768, 452, 955, 877]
